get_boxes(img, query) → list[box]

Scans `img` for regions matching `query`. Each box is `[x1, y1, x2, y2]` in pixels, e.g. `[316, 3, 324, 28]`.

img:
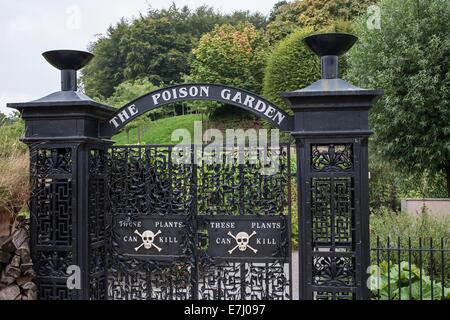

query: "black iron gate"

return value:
[106, 144, 292, 300]
[11, 33, 381, 300]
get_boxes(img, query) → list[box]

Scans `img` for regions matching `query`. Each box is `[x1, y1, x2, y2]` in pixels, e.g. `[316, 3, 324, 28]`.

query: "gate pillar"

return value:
[281, 33, 383, 300]
[8, 50, 116, 300]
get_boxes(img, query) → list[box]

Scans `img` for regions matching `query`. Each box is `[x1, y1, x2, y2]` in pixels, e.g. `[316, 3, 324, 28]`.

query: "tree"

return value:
[266, 0, 376, 43]
[347, 0, 450, 196]
[189, 22, 269, 94]
[103, 78, 159, 144]
[187, 22, 270, 123]
[268, 1, 289, 22]
[82, 4, 269, 99]
[82, 19, 130, 99]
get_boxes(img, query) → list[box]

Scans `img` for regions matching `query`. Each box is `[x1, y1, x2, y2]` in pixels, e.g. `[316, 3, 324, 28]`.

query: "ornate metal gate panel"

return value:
[106, 144, 292, 300]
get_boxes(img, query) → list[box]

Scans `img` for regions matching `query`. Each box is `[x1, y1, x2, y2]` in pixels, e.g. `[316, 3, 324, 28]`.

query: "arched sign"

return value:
[101, 83, 293, 137]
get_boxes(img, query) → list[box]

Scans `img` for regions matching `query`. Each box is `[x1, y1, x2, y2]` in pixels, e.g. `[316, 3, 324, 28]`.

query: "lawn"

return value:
[113, 114, 203, 145]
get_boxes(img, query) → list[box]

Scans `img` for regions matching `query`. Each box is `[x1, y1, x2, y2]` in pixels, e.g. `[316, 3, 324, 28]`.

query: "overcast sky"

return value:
[0, 0, 278, 114]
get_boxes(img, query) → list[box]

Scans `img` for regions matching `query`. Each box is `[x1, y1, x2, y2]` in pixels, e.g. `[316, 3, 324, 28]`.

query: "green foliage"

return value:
[369, 261, 450, 300]
[262, 20, 356, 113]
[369, 152, 448, 212]
[82, 5, 269, 99]
[0, 120, 29, 217]
[100, 78, 159, 144]
[188, 22, 269, 94]
[347, 0, 450, 196]
[370, 209, 450, 278]
[266, 0, 376, 43]
[290, 179, 298, 250]
[0, 120, 26, 157]
[187, 22, 270, 119]
[370, 209, 450, 243]
[0, 112, 6, 124]
[82, 19, 130, 99]
[103, 78, 158, 108]
[262, 28, 320, 112]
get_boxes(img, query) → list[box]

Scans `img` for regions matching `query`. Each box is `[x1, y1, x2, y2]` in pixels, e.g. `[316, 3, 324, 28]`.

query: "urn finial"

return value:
[303, 33, 357, 79]
[42, 50, 94, 91]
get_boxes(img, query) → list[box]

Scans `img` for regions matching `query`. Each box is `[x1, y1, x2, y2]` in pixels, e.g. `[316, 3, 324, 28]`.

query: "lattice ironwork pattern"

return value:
[34, 178, 73, 245]
[88, 148, 109, 300]
[197, 146, 288, 216]
[309, 142, 356, 300]
[30, 147, 76, 300]
[38, 282, 73, 300]
[107, 144, 291, 300]
[311, 177, 353, 246]
[315, 291, 353, 300]
[198, 261, 290, 301]
[197, 262, 289, 300]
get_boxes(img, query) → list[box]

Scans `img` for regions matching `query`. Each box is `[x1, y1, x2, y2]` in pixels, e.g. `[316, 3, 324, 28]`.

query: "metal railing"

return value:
[370, 237, 449, 300]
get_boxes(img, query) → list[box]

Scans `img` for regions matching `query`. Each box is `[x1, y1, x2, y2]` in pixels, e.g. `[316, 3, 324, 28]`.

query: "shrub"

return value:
[370, 209, 450, 282]
[263, 22, 354, 112]
[189, 22, 269, 94]
[0, 151, 29, 217]
[370, 208, 450, 242]
[369, 154, 447, 212]
[347, 0, 450, 197]
[369, 261, 450, 300]
[262, 28, 320, 112]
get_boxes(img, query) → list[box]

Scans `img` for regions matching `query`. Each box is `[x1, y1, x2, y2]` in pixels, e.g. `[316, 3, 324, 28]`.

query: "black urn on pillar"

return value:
[42, 49, 93, 92]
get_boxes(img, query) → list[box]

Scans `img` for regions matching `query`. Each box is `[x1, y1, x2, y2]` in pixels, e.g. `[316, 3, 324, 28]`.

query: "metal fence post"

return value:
[281, 33, 383, 300]
[8, 50, 116, 300]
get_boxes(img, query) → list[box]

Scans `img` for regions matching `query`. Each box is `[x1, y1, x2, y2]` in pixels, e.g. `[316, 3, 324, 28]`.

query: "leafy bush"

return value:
[369, 154, 448, 212]
[189, 22, 269, 94]
[103, 78, 158, 108]
[347, 0, 450, 197]
[370, 209, 450, 283]
[266, 0, 376, 43]
[369, 261, 450, 300]
[262, 28, 320, 112]
[370, 209, 450, 243]
[262, 22, 354, 112]
[290, 179, 298, 250]
[0, 119, 27, 156]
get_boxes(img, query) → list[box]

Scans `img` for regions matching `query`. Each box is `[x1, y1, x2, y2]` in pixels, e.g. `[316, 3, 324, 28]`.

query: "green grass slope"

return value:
[113, 114, 203, 145]
[112, 112, 285, 145]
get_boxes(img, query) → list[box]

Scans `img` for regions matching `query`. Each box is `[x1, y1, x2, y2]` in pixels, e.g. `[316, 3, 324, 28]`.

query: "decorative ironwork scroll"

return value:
[311, 144, 353, 172]
[106, 144, 292, 300]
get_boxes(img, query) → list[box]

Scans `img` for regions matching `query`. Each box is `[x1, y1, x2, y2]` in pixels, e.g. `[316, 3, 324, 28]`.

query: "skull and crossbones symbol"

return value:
[134, 229, 162, 252]
[228, 231, 258, 254]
